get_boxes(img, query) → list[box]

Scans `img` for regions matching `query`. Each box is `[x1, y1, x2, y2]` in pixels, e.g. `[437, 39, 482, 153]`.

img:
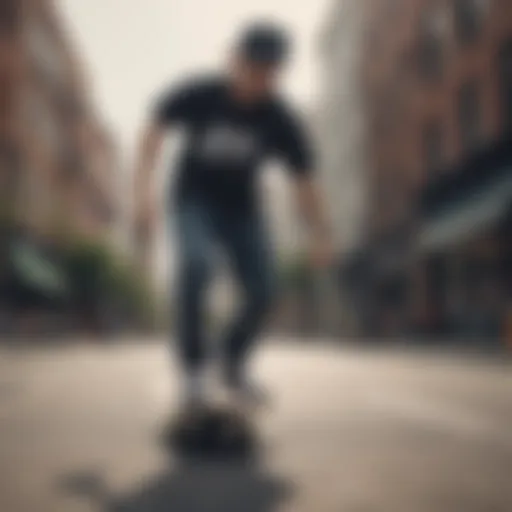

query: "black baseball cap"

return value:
[237, 22, 291, 66]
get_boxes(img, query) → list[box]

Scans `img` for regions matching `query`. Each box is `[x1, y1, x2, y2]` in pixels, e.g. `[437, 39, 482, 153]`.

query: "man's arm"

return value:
[294, 174, 334, 268]
[134, 78, 206, 238]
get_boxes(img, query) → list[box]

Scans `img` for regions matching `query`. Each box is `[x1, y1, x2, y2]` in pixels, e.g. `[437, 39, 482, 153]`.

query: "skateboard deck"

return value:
[165, 403, 260, 460]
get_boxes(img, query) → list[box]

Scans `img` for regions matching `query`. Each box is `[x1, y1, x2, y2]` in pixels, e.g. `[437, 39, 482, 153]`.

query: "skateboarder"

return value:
[134, 21, 333, 416]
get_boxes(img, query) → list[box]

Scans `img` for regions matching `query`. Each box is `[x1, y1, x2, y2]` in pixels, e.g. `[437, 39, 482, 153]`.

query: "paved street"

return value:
[0, 339, 511, 512]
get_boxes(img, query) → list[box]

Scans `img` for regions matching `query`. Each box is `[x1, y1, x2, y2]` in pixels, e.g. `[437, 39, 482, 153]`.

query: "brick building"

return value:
[349, 0, 512, 340]
[1, 0, 120, 331]
[1, 0, 116, 239]
[0, 0, 23, 208]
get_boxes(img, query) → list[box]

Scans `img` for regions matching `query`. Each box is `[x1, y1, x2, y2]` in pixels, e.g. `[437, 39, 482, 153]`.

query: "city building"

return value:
[1, 0, 117, 239]
[0, 0, 120, 331]
[355, 0, 512, 341]
[0, 0, 23, 210]
[315, 0, 369, 335]
[317, 0, 368, 255]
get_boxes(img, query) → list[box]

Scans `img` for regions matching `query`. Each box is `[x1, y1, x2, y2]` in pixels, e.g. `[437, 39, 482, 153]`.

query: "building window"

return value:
[387, 0, 403, 19]
[0, 0, 20, 36]
[0, 141, 20, 202]
[423, 120, 445, 175]
[23, 91, 62, 157]
[376, 172, 407, 228]
[25, 21, 66, 85]
[454, 0, 489, 44]
[498, 40, 512, 135]
[457, 80, 482, 153]
[418, 5, 450, 81]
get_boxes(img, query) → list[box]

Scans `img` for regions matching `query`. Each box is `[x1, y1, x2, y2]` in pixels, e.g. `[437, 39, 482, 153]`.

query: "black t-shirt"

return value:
[153, 76, 314, 214]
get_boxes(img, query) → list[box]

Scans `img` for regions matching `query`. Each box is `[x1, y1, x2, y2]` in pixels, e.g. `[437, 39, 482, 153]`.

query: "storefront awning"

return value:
[10, 240, 68, 298]
[418, 171, 512, 252]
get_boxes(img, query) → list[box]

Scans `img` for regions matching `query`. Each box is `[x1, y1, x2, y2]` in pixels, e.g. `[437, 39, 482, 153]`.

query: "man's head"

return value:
[230, 21, 291, 102]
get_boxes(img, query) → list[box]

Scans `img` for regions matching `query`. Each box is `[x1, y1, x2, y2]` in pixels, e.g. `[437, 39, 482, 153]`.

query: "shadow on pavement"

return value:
[59, 459, 293, 512]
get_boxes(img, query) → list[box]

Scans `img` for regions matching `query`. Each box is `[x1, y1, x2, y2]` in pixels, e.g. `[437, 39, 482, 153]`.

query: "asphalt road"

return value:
[0, 339, 511, 512]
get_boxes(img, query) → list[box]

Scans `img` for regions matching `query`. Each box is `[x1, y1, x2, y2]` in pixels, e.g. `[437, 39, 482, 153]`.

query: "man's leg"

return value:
[219, 213, 275, 392]
[174, 201, 215, 405]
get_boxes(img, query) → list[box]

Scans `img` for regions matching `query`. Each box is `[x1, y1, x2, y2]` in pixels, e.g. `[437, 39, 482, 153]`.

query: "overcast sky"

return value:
[60, 0, 332, 150]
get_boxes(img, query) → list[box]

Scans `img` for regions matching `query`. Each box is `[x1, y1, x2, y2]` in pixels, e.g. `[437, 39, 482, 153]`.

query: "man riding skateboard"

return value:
[134, 21, 333, 419]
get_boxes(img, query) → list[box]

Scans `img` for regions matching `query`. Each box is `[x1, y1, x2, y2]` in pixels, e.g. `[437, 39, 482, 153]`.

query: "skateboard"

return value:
[164, 401, 260, 461]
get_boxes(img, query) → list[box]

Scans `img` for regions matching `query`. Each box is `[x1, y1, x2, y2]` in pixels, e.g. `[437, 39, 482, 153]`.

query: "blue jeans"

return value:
[173, 199, 275, 380]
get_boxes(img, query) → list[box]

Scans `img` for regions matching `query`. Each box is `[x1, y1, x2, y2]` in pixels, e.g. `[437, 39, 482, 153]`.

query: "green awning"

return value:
[10, 241, 68, 297]
[418, 172, 512, 251]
